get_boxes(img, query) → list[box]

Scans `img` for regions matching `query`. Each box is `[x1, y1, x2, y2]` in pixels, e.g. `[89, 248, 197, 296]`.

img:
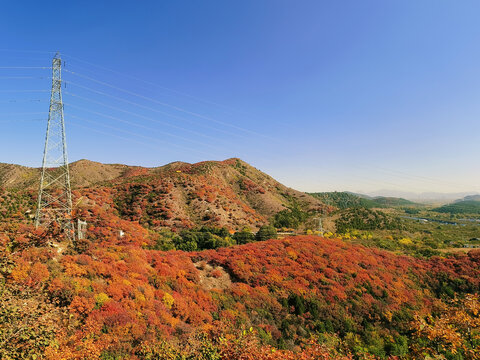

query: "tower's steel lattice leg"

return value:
[34, 53, 75, 242]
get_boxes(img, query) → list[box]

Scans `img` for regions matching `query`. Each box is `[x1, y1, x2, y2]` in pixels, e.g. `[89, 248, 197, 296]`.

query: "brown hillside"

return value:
[68, 159, 133, 187]
[89, 158, 324, 230]
[0, 163, 38, 189]
[0, 159, 145, 189]
[1, 158, 324, 230]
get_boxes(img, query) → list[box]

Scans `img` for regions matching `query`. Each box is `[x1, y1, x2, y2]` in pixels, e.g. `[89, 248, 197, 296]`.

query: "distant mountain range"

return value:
[433, 200, 480, 214]
[430, 194, 480, 214]
[359, 189, 480, 204]
[454, 194, 480, 203]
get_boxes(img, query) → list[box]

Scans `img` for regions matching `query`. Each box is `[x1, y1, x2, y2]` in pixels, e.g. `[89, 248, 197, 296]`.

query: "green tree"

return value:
[255, 225, 277, 241]
[233, 227, 255, 244]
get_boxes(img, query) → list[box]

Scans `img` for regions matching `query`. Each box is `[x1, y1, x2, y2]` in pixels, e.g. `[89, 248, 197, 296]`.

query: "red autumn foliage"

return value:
[2, 199, 480, 359]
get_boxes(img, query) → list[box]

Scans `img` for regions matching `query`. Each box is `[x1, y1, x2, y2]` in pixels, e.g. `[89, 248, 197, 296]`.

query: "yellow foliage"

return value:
[399, 237, 413, 245]
[162, 292, 175, 309]
[10, 261, 29, 283]
[135, 290, 146, 303]
[63, 262, 87, 277]
[384, 310, 393, 322]
[286, 249, 298, 260]
[95, 292, 110, 307]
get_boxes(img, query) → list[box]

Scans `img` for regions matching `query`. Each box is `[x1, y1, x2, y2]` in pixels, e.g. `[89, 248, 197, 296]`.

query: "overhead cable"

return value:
[61, 53, 242, 114]
[63, 83, 248, 138]
[67, 115, 216, 158]
[64, 91, 238, 141]
[63, 69, 270, 139]
[65, 104, 225, 151]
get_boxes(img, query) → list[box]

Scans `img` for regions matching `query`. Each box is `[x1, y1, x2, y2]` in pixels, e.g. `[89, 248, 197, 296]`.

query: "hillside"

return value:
[370, 196, 417, 207]
[308, 191, 380, 209]
[309, 192, 418, 210]
[0, 160, 141, 189]
[1, 225, 479, 359]
[455, 194, 480, 202]
[1, 159, 480, 359]
[433, 200, 480, 214]
[0, 162, 38, 189]
[0, 158, 324, 231]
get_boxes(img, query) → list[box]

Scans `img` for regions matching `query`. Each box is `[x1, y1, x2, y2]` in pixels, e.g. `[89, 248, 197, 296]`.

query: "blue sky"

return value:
[1, 1, 480, 194]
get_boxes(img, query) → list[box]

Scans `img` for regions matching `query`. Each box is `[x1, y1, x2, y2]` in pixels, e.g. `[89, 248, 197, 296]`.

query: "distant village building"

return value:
[463, 244, 480, 248]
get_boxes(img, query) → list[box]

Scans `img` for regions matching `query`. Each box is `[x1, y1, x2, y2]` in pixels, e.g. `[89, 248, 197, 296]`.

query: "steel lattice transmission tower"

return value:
[34, 53, 75, 241]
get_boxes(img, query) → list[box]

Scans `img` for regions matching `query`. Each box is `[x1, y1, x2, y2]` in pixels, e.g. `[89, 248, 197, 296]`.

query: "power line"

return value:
[2, 112, 45, 116]
[0, 76, 50, 80]
[64, 104, 226, 151]
[67, 116, 216, 158]
[0, 66, 51, 69]
[0, 99, 45, 103]
[63, 83, 248, 139]
[61, 53, 246, 115]
[0, 118, 44, 123]
[351, 163, 472, 190]
[0, 49, 56, 54]
[1, 51, 269, 140]
[63, 69, 270, 139]
[68, 121, 202, 158]
[0, 90, 49, 93]
[69, 121, 162, 150]
[64, 91, 240, 141]
[0, 51, 263, 164]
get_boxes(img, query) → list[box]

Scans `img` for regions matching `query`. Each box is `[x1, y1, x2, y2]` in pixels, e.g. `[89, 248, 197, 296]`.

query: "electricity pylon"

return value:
[34, 52, 75, 242]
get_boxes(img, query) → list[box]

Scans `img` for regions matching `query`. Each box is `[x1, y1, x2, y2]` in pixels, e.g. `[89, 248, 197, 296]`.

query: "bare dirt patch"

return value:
[193, 260, 232, 290]
[437, 247, 479, 254]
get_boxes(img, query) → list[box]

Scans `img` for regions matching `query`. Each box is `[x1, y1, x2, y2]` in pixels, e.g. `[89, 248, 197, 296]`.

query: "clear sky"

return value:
[1, 1, 479, 195]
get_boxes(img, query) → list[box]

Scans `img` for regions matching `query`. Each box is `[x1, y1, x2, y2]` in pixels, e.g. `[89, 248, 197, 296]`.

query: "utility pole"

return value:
[34, 52, 75, 242]
[77, 219, 87, 240]
[314, 193, 331, 236]
[313, 216, 324, 236]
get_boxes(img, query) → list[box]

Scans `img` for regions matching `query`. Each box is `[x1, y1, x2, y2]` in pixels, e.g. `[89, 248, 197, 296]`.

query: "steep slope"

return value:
[104, 158, 324, 230]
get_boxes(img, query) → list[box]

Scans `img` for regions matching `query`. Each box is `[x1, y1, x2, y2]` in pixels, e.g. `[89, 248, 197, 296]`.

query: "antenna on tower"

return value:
[34, 52, 75, 242]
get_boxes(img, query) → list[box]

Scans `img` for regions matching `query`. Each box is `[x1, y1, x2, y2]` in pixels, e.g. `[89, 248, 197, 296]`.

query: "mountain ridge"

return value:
[0, 158, 324, 231]
[363, 189, 480, 204]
